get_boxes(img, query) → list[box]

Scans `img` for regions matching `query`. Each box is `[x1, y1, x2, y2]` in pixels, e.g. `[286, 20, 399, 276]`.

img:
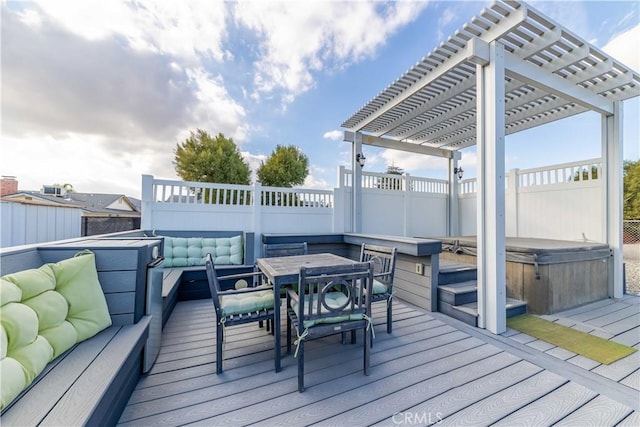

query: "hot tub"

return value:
[435, 236, 610, 314]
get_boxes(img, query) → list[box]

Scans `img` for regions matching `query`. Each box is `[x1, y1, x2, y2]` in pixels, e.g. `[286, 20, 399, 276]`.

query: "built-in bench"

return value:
[148, 231, 256, 325]
[0, 240, 158, 426]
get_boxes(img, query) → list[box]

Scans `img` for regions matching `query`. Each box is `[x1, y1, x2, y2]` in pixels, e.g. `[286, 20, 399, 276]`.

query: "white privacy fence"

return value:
[141, 158, 605, 243]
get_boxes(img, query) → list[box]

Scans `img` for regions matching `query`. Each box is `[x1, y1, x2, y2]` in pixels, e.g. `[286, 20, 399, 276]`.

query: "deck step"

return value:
[438, 281, 478, 306]
[506, 298, 528, 318]
[438, 261, 477, 285]
[438, 300, 478, 326]
[441, 298, 529, 327]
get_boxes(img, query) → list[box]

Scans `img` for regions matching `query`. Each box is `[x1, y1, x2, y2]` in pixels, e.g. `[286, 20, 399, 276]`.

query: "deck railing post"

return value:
[403, 173, 411, 236]
[252, 182, 262, 257]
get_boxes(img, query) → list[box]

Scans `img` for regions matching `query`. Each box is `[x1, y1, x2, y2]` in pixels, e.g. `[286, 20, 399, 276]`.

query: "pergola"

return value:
[341, 0, 640, 334]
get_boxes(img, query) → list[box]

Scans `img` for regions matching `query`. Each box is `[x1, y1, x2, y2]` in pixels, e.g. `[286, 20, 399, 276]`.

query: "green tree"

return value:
[174, 130, 250, 184]
[174, 130, 250, 203]
[572, 165, 599, 181]
[624, 160, 640, 219]
[257, 145, 309, 188]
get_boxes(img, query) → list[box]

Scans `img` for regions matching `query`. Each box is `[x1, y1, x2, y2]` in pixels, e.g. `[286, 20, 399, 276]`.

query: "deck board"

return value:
[119, 298, 639, 426]
[434, 370, 568, 426]
[316, 351, 521, 427]
[492, 381, 598, 426]
[553, 394, 633, 426]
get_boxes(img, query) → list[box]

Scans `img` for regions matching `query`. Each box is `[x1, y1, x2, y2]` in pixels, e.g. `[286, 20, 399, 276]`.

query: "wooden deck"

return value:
[118, 296, 639, 426]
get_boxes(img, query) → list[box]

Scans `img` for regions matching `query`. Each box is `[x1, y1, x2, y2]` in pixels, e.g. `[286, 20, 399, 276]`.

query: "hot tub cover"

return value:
[434, 236, 610, 265]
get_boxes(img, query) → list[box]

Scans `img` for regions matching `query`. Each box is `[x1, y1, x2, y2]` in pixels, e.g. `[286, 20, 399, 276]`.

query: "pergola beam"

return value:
[343, 131, 455, 159]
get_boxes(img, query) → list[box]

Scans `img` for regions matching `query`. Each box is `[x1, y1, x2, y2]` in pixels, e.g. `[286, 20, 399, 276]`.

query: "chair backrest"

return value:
[359, 244, 397, 288]
[204, 253, 223, 316]
[263, 242, 308, 258]
[297, 262, 373, 325]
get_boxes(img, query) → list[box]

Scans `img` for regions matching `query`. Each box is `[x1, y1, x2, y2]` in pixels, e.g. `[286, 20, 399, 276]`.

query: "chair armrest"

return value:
[286, 288, 300, 304]
[218, 271, 264, 281]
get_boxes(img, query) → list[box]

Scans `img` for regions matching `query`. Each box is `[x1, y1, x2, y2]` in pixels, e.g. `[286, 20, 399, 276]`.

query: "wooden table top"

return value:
[256, 253, 356, 286]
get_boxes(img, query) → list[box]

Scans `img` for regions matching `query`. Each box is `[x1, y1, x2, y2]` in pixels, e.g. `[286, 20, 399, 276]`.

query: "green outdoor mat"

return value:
[507, 314, 637, 365]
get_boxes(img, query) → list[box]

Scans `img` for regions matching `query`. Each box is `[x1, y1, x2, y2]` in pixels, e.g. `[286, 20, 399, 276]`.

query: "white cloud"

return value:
[2, 5, 246, 141]
[233, 1, 428, 106]
[602, 23, 640, 71]
[0, 134, 169, 198]
[186, 68, 249, 143]
[303, 174, 332, 190]
[240, 151, 267, 184]
[31, 0, 228, 63]
[323, 130, 343, 141]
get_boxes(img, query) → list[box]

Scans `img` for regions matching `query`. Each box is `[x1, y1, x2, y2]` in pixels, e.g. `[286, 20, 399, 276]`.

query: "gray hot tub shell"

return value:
[435, 236, 610, 314]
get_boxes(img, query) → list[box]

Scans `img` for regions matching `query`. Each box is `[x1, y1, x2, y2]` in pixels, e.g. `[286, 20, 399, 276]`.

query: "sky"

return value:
[1, 0, 639, 199]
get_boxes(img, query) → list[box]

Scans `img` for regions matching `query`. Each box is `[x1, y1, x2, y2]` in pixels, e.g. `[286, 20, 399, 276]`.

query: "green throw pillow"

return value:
[49, 252, 113, 342]
[0, 251, 112, 410]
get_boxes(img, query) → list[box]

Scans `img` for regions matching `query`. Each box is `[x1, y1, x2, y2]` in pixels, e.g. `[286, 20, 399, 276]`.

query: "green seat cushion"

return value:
[355, 279, 389, 298]
[220, 287, 274, 317]
[0, 251, 112, 410]
[162, 235, 243, 267]
[372, 279, 389, 294]
[292, 292, 364, 328]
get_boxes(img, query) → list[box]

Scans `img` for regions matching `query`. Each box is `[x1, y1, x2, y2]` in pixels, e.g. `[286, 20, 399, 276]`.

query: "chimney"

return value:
[1, 176, 18, 197]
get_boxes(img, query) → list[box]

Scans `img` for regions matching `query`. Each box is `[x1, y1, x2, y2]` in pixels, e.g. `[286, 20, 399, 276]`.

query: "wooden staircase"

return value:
[437, 260, 527, 326]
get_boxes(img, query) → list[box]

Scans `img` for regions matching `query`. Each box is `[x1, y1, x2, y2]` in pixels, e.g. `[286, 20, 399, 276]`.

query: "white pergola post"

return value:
[352, 132, 363, 233]
[476, 41, 507, 334]
[602, 101, 624, 298]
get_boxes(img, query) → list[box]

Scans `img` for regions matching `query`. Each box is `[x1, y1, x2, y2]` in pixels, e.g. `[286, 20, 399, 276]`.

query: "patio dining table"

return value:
[256, 252, 357, 372]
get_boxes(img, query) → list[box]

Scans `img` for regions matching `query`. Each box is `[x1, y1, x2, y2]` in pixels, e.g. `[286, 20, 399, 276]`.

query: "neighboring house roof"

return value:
[2, 191, 141, 217]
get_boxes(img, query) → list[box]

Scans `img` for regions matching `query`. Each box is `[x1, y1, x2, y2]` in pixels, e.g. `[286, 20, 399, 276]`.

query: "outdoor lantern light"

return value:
[454, 166, 464, 180]
[356, 153, 366, 168]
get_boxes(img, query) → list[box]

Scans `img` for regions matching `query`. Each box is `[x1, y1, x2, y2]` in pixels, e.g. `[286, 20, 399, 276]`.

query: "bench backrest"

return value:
[141, 230, 255, 266]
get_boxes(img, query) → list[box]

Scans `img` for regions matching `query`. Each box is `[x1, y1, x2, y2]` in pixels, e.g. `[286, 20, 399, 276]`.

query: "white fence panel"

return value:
[261, 207, 334, 234]
[458, 193, 478, 236]
[1, 202, 81, 247]
[407, 193, 448, 237]
[457, 158, 603, 241]
[362, 189, 405, 236]
[147, 203, 255, 231]
[517, 182, 602, 241]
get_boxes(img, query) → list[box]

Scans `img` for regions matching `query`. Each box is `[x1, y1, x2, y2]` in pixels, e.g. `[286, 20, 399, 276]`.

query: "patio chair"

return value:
[286, 261, 374, 392]
[205, 253, 275, 374]
[360, 243, 398, 334]
[262, 242, 308, 257]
